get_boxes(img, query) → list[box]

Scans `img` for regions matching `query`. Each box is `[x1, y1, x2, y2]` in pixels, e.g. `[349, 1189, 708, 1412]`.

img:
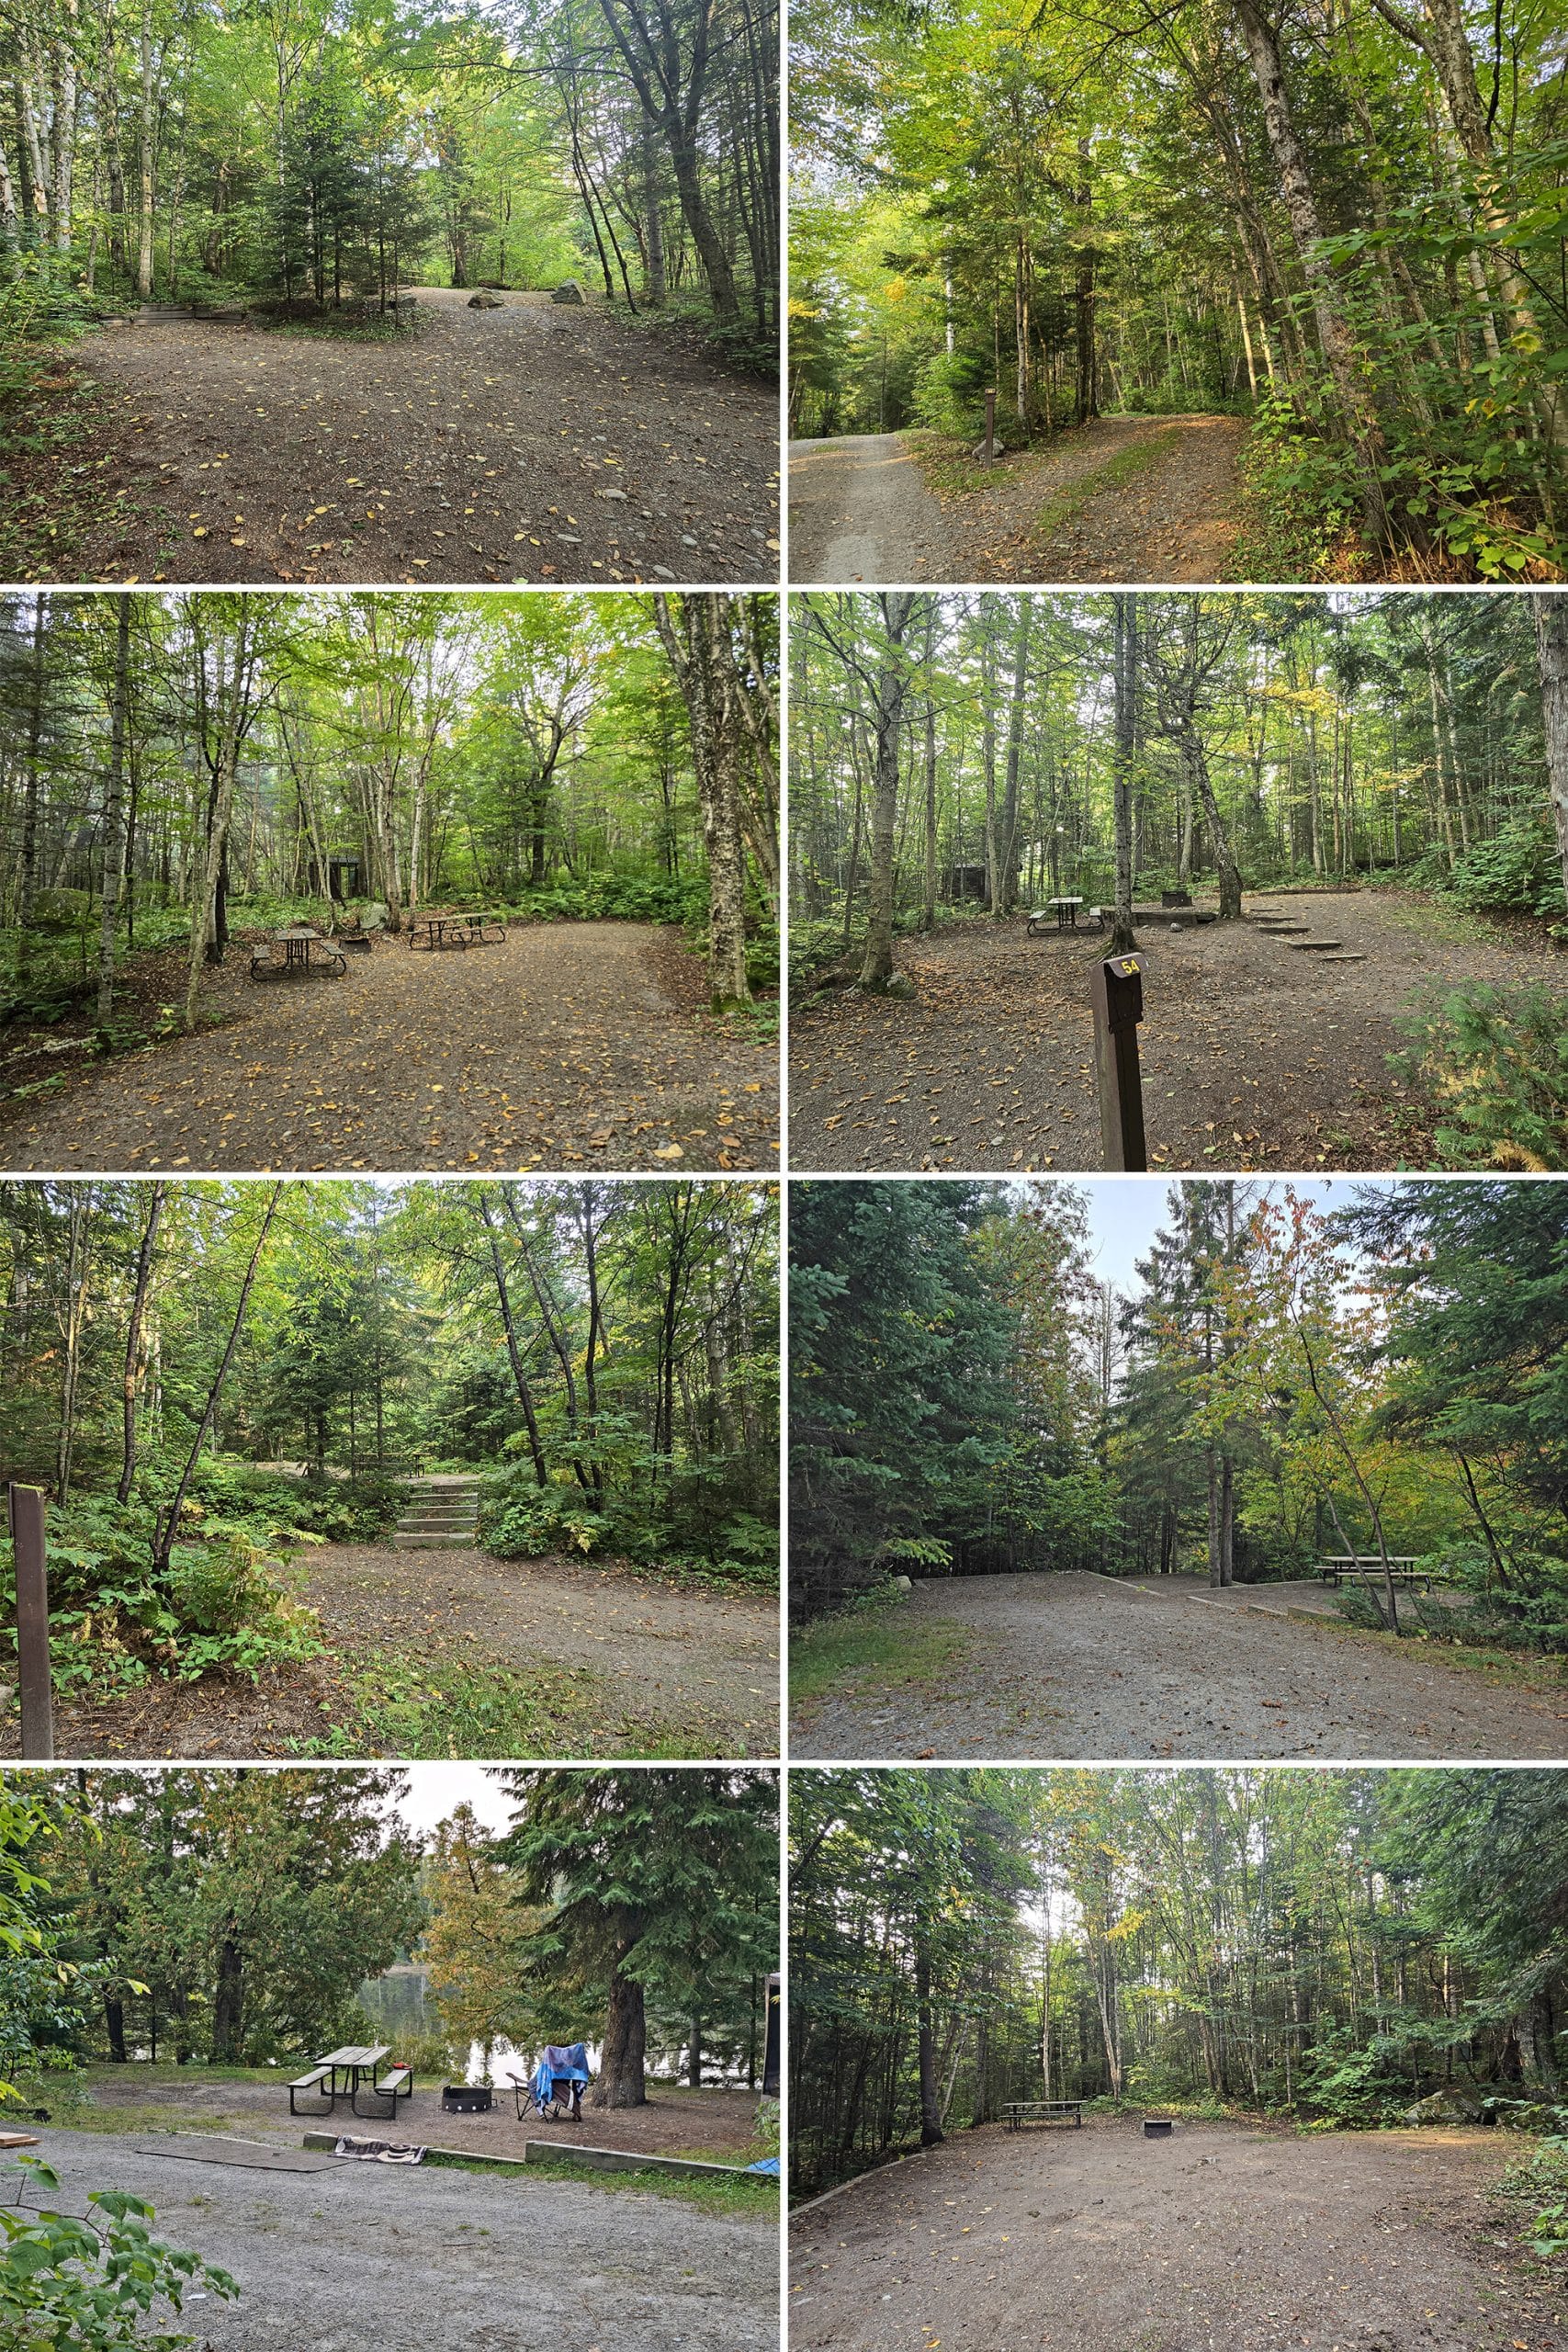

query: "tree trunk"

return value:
[653, 595, 752, 1008]
[118, 1182, 165, 1503]
[478, 1194, 550, 1487]
[592, 1956, 648, 2109]
[914, 1935, 944, 2144]
[96, 596, 131, 1023]
[1109, 594, 1138, 955]
[1534, 595, 1568, 910]
[152, 1185, 282, 1573]
[211, 1934, 244, 2062]
[858, 594, 917, 987]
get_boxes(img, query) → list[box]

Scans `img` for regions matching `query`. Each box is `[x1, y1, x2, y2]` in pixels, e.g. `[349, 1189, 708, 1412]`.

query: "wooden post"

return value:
[1089, 954, 1148, 1170]
[983, 389, 997, 466]
[7, 1484, 53, 1760]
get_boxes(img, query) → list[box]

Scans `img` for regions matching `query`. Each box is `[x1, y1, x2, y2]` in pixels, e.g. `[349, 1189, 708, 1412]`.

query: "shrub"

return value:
[1393, 980, 1568, 1169]
[1439, 818, 1566, 925]
[0, 2153, 239, 2350]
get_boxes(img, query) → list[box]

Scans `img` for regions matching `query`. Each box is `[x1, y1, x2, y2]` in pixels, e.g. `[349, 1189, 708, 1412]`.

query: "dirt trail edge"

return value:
[787, 433, 964, 581]
[49, 288, 778, 586]
[790, 2119, 1562, 2352]
[790, 1571, 1568, 1759]
[0, 920, 778, 1173]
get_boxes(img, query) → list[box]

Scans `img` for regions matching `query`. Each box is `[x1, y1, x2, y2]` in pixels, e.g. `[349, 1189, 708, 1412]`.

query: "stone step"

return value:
[1286, 938, 1344, 951]
[1258, 921, 1311, 933]
[397, 1510, 478, 1528]
[392, 1530, 476, 1548]
[1318, 951, 1368, 963]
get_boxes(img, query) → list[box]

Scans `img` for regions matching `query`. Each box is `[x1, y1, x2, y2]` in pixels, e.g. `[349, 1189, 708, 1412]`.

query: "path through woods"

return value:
[1, 921, 778, 1172]
[788, 891, 1568, 1170]
[789, 2120, 1563, 2352]
[0, 1540, 779, 1760]
[34, 290, 778, 585]
[789, 1571, 1568, 1759]
[787, 415, 1242, 583]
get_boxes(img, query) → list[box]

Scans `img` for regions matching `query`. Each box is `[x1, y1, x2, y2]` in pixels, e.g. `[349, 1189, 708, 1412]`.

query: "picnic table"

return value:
[1315, 1556, 1444, 1591]
[1027, 899, 1104, 937]
[250, 925, 347, 981]
[288, 2043, 413, 2120]
[1004, 2099, 1084, 2132]
[406, 910, 507, 950]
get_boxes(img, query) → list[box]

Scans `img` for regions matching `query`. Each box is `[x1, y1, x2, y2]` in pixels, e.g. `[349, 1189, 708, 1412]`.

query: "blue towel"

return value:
[745, 2157, 781, 2177]
[543, 2043, 591, 2083]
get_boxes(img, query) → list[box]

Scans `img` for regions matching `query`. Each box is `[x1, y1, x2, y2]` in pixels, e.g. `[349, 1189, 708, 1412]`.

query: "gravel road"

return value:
[787, 434, 962, 581]
[26, 2126, 776, 2352]
[790, 1572, 1568, 1759]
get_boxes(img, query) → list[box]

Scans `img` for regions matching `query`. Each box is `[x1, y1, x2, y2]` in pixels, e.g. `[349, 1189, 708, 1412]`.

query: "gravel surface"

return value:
[787, 434, 963, 582]
[1, 920, 779, 1174]
[787, 890, 1568, 1172]
[51, 288, 778, 586]
[789, 1573, 1568, 1760]
[789, 2118, 1562, 2352]
[25, 2125, 776, 2352]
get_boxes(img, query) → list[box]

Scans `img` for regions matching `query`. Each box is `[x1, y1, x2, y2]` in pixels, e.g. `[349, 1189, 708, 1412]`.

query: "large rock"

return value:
[468, 291, 502, 309]
[1404, 2086, 1489, 2125]
[551, 279, 588, 305]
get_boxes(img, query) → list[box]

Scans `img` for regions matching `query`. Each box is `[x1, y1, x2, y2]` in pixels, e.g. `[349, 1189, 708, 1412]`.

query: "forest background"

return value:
[790, 0, 1567, 578]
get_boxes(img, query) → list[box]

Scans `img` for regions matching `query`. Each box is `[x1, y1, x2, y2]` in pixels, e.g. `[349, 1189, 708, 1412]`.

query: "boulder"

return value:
[971, 438, 1006, 461]
[551, 279, 588, 305]
[1404, 2086, 1488, 2125]
[468, 291, 503, 309]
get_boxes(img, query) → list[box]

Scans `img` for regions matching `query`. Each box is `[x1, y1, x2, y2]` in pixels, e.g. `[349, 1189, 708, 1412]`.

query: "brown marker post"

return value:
[983, 389, 996, 466]
[1089, 953, 1148, 1170]
[8, 1485, 53, 1760]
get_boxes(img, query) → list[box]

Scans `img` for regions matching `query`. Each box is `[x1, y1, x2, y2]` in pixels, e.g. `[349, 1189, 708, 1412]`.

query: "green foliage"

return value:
[0, 2156, 240, 2352]
[1438, 818, 1567, 925]
[1393, 981, 1568, 1169]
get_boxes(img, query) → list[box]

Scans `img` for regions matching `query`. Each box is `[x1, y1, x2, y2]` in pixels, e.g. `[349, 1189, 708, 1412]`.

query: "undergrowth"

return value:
[789, 1585, 975, 1704]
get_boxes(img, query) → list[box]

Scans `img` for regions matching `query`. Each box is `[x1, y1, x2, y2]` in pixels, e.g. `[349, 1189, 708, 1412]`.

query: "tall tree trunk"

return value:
[478, 1194, 550, 1487]
[653, 594, 752, 1008]
[1109, 594, 1138, 955]
[152, 1185, 282, 1573]
[592, 1951, 648, 2109]
[118, 1182, 165, 1503]
[858, 593, 917, 987]
[914, 1934, 944, 2144]
[1534, 595, 1568, 910]
[96, 596, 131, 1023]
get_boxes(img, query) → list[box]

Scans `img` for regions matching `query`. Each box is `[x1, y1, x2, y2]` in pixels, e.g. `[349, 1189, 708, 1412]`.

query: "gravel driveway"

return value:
[790, 1572, 1568, 1760]
[22, 2127, 776, 2352]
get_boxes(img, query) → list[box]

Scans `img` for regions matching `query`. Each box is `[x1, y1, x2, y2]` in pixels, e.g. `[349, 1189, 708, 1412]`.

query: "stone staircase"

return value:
[393, 1474, 480, 1549]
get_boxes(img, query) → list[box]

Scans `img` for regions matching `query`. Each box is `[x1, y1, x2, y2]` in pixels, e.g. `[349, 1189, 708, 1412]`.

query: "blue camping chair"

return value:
[514, 2043, 592, 2123]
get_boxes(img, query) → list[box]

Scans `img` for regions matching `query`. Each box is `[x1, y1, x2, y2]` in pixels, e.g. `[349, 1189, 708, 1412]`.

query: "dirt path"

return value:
[788, 415, 1243, 584]
[2, 1540, 779, 1761]
[790, 2119, 1562, 2352]
[36, 2125, 775, 2352]
[788, 890, 1568, 1171]
[789, 1572, 1568, 1759]
[787, 433, 965, 582]
[42, 288, 777, 586]
[1, 920, 778, 1173]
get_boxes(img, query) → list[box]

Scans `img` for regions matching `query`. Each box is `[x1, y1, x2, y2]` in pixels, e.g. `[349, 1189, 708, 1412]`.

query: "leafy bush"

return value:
[1294, 2024, 1416, 2125]
[0, 2153, 239, 2350]
[1393, 980, 1568, 1170]
[1438, 818, 1566, 926]
[481, 1464, 777, 1594]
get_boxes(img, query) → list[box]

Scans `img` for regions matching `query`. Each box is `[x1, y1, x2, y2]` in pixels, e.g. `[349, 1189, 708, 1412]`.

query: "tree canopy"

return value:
[790, 1764, 1568, 2195]
[6, 0, 777, 342]
[790, 0, 1567, 578]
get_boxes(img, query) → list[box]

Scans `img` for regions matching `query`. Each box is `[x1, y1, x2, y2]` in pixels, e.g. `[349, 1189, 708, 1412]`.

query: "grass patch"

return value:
[303, 1653, 716, 1761]
[1306, 1609, 1568, 1691]
[790, 1589, 975, 1705]
[515, 2148, 778, 2221]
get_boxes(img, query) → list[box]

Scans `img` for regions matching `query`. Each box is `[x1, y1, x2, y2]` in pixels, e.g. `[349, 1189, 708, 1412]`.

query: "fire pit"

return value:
[441, 2084, 493, 2115]
[1144, 2119, 1174, 2138]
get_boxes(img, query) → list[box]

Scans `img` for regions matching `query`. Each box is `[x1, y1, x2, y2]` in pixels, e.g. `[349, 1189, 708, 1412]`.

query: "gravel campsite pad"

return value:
[28, 2125, 775, 2352]
[37, 288, 778, 585]
[0, 920, 778, 1173]
[789, 2119, 1564, 2352]
[0, 1540, 779, 1760]
[790, 1572, 1568, 1761]
[788, 892, 1568, 1172]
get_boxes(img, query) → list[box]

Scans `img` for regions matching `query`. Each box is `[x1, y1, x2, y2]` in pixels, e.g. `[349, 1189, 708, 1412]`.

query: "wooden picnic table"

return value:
[288, 2041, 414, 2120]
[406, 910, 508, 950]
[1047, 896, 1085, 929]
[1315, 1556, 1442, 1590]
[251, 925, 346, 981]
[1005, 2098, 1084, 2131]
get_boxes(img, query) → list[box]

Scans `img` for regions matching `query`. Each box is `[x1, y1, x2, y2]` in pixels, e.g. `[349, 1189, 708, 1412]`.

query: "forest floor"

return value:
[28, 2123, 775, 2352]
[790, 2117, 1566, 2352]
[0, 1541, 779, 1761]
[786, 415, 1243, 583]
[6, 288, 778, 585]
[788, 1572, 1568, 1760]
[62, 2068, 768, 2166]
[787, 889, 1566, 1171]
[0, 920, 779, 1173]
